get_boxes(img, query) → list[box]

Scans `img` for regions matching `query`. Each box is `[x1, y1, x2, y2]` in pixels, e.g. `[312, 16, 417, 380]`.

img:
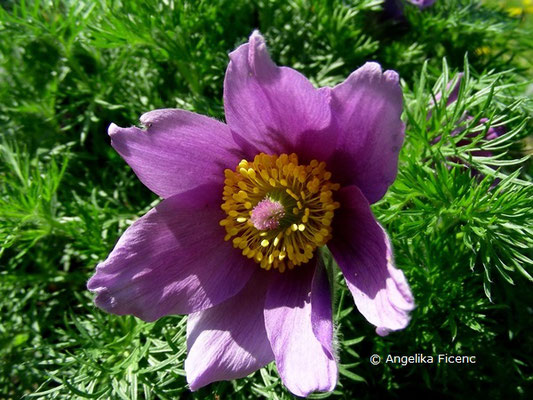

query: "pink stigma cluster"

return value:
[250, 198, 286, 231]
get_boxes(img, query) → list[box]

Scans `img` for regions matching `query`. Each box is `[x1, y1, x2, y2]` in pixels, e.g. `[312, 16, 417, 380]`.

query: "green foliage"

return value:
[372, 60, 532, 397]
[0, 0, 531, 399]
[0, 141, 68, 258]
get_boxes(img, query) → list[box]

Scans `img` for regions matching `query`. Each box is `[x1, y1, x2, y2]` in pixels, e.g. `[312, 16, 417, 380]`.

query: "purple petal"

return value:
[432, 72, 463, 107]
[479, 118, 506, 141]
[264, 262, 337, 397]
[328, 185, 415, 336]
[408, 0, 436, 9]
[109, 109, 243, 199]
[185, 269, 275, 390]
[87, 183, 255, 322]
[327, 62, 405, 204]
[224, 31, 336, 162]
[311, 257, 335, 360]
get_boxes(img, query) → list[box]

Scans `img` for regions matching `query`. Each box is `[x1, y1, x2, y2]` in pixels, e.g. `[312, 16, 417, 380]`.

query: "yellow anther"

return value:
[260, 170, 269, 180]
[302, 208, 310, 223]
[286, 189, 299, 200]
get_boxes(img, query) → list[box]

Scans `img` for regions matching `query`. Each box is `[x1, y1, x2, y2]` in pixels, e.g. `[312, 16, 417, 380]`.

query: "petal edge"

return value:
[87, 183, 255, 321]
[185, 269, 275, 390]
[110, 109, 242, 199]
[329, 185, 414, 335]
[327, 62, 405, 204]
[264, 263, 338, 397]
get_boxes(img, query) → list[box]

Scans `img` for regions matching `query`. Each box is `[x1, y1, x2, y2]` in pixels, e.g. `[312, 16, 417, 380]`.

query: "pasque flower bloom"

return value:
[88, 31, 414, 396]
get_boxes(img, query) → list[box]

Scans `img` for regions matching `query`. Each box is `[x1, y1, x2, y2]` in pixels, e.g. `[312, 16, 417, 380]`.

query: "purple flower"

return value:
[433, 72, 464, 107]
[432, 73, 506, 159]
[385, 0, 436, 18]
[87, 31, 414, 396]
[454, 117, 505, 158]
[408, 0, 436, 9]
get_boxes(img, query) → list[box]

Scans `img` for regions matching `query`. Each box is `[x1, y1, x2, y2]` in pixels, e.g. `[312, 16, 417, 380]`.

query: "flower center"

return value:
[250, 198, 286, 230]
[220, 153, 340, 273]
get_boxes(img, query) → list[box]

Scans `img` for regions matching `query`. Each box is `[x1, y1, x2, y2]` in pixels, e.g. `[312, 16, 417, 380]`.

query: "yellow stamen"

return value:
[219, 153, 340, 272]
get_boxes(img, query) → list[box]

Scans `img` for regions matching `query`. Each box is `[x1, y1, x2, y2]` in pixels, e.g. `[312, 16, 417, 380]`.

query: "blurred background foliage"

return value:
[0, 0, 531, 399]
